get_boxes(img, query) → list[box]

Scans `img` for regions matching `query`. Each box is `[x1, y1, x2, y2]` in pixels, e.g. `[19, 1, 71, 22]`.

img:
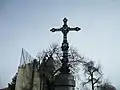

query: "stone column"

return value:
[54, 73, 75, 90]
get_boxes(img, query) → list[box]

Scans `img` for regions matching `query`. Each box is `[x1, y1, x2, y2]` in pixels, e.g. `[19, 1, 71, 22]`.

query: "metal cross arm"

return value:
[50, 28, 62, 32]
[50, 18, 81, 33]
[50, 27, 81, 33]
[68, 27, 81, 31]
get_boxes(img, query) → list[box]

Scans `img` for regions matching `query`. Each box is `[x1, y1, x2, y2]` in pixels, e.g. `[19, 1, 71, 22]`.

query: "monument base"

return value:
[54, 73, 75, 90]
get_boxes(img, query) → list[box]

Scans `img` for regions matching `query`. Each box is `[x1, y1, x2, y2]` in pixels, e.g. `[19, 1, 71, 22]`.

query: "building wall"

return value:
[15, 63, 34, 90]
[15, 56, 55, 90]
[25, 63, 33, 90]
[32, 65, 40, 90]
[15, 66, 26, 90]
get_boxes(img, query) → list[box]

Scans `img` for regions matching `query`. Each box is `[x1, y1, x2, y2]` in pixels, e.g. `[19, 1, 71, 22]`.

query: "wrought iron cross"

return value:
[50, 18, 81, 73]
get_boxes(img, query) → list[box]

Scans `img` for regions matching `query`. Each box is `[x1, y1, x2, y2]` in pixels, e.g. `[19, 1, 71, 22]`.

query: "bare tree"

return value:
[37, 44, 105, 90]
[82, 60, 102, 90]
[37, 44, 85, 76]
[37, 43, 85, 89]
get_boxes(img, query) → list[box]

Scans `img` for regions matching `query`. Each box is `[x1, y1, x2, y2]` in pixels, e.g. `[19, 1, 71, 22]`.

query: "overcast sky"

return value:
[0, 0, 120, 89]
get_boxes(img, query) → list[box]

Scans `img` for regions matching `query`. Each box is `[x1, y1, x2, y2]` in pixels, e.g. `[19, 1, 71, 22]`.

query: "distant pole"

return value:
[50, 18, 81, 73]
[0, 77, 2, 89]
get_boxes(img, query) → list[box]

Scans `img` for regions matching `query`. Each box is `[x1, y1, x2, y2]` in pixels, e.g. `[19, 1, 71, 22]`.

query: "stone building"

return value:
[0, 48, 55, 90]
[15, 49, 55, 90]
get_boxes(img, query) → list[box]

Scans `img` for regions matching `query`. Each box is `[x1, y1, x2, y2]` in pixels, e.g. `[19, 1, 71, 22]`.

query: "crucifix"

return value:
[50, 18, 81, 73]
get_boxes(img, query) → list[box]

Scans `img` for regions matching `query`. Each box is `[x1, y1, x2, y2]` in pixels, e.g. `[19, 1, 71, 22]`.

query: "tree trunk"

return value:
[91, 74, 94, 90]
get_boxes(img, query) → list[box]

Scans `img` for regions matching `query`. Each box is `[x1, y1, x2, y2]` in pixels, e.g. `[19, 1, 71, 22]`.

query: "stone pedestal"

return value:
[54, 73, 75, 90]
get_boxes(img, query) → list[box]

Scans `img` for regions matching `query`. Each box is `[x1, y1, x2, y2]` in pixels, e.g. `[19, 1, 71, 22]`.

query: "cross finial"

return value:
[63, 18, 68, 26]
[50, 18, 81, 73]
